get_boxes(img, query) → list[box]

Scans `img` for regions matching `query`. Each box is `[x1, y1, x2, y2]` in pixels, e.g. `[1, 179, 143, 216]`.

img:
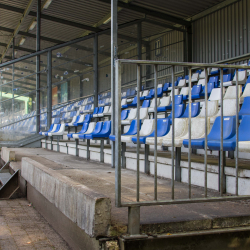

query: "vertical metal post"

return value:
[171, 66, 175, 200]
[87, 139, 90, 160]
[93, 34, 98, 108]
[12, 38, 15, 126]
[122, 142, 126, 169]
[115, 59, 122, 207]
[47, 50, 52, 129]
[111, 0, 118, 168]
[75, 139, 79, 157]
[175, 147, 181, 182]
[187, 25, 192, 63]
[220, 69, 226, 194]
[136, 64, 141, 202]
[144, 144, 149, 174]
[235, 69, 239, 195]
[154, 65, 158, 201]
[188, 67, 192, 199]
[128, 206, 140, 235]
[204, 68, 208, 197]
[183, 30, 188, 76]
[67, 80, 70, 102]
[100, 140, 104, 163]
[80, 75, 84, 97]
[145, 43, 151, 88]
[137, 22, 142, 91]
[36, 0, 41, 133]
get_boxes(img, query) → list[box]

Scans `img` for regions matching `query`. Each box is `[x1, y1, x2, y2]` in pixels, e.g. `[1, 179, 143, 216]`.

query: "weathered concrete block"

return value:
[1, 147, 15, 162]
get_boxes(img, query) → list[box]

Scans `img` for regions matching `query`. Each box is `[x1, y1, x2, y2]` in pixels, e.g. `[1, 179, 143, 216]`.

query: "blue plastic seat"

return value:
[131, 118, 170, 144]
[72, 115, 81, 126]
[180, 102, 200, 118]
[223, 73, 233, 82]
[165, 95, 183, 110]
[207, 116, 250, 151]
[39, 124, 53, 135]
[185, 75, 189, 81]
[191, 85, 202, 100]
[83, 114, 91, 123]
[97, 107, 104, 116]
[145, 87, 163, 100]
[183, 116, 236, 149]
[242, 75, 250, 91]
[84, 122, 103, 139]
[67, 123, 89, 138]
[239, 96, 250, 119]
[209, 76, 219, 88]
[109, 119, 142, 141]
[142, 100, 150, 108]
[122, 96, 138, 108]
[163, 83, 170, 92]
[200, 82, 215, 97]
[92, 107, 99, 116]
[44, 124, 61, 136]
[85, 121, 111, 139]
[168, 104, 185, 124]
[121, 110, 130, 120]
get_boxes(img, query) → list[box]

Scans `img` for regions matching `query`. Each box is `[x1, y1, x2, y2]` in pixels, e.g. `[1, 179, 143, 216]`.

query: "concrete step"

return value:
[0, 171, 12, 186]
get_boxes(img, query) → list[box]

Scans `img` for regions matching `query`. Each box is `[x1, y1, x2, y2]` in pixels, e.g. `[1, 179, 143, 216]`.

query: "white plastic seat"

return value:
[98, 106, 109, 117]
[140, 90, 149, 97]
[121, 99, 127, 106]
[159, 96, 171, 107]
[240, 84, 250, 103]
[197, 100, 218, 118]
[41, 124, 57, 135]
[76, 115, 85, 123]
[239, 141, 250, 153]
[48, 124, 66, 136]
[180, 87, 189, 96]
[146, 118, 188, 146]
[73, 122, 96, 139]
[103, 106, 111, 116]
[197, 79, 206, 86]
[232, 70, 247, 85]
[168, 88, 179, 96]
[223, 85, 242, 100]
[199, 68, 210, 79]
[148, 98, 160, 112]
[200, 87, 225, 106]
[121, 119, 155, 143]
[164, 117, 210, 147]
[210, 99, 237, 123]
[121, 108, 148, 125]
[223, 80, 233, 87]
[67, 116, 78, 127]
[191, 73, 199, 82]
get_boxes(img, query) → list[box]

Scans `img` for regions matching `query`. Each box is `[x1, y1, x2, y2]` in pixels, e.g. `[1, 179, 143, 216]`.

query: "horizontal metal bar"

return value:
[121, 195, 250, 207]
[117, 59, 250, 69]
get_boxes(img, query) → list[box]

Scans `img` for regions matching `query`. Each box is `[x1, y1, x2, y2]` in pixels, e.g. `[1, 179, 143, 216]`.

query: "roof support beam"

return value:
[0, 0, 36, 61]
[98, 0, 190, 26]
[143, 19, 185, 32]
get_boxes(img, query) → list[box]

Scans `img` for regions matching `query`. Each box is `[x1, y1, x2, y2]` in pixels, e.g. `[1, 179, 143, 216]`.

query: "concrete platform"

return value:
[2, 147, 250, 249]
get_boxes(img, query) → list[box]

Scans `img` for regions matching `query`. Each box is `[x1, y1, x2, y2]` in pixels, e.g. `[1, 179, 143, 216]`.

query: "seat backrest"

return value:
[103, 106, 110, 113]
[209, 87, 225, 101]
[100, 121, 111, 134]
[190, 117, 210, 138]
[84, 114, 91, 123]
[126, 89, 131, 97]
[239, 115, 250, 141]
[98, 107, 104, 113]
[191, 85, 202, 95]
[163, 83, 170, 92]
[208, 116, 236, 140]
[140, 119, 155, 136]
[80, 123, 89, 133]
[173, 95, 183, 105]
[198, 100, 218, 117]
[127, 109, 137, 120]
[149, 98, 160, 108]
[239, 96, 250, 116]
[125, 119, 142, 135]
[224, 85, 242, 99]
[168, 104, 185, 118]
[197, 79, 206, 86]
[77, 115, 85, 123]
[178, 79, 186, 87]
[92, 122, 103, 135]
[242, 84, 250, 98]
[233, 70, 246, 83]
[148, 118, 170, 137]
[169, 88, 179, 96]
[181, 102, 200, 118]
[85, 122, 96, 134]
[93, 107, 99, 114]
[131, 96, 138, 104]
[140, 108, 149, 119]
[159, 96, 171, 107]
[209, 75, 219, 84]
[223, 73, 232, 82]
[142, 100, 150, 108]
[180, 87, 189, 96]
[163, 118, 189, 139]
[121, 110, 129, 120]
[142, 90, 149, 97]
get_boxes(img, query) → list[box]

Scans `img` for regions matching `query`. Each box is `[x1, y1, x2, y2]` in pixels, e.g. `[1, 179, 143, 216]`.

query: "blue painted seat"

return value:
[191, 85, 202, 100]
[131, 118, 170, 144]
[180, 102, 200, 118]
[242, 75, 250, 91]
[142, 100, 150, 108]
[183, 116, 236, 149]
[83, 114, 91, 123]
[72, 115, 81, 126]
[121, 110, 130, 120]
[163, 83, 170, 92]
[96, 106, 104, 116]
[168, 104, 185, 124]
[109, 119, 142, 141]
[44, 124, 61, 136]
[67, 123, 89, 138]
[39, 124, 53, 135]
[200, 82, 215, 97]
[92, 107, 99, 116]
[239, 96, 250, 119]
[83, 122, 103, 139]
[145, 87, 163, 100]
[122, 96, 138, 108]
[165, 95, 183, 110]
[209, 76, 219, 88]
[85, 121, 111, 139]
[207, 116, 250, 151]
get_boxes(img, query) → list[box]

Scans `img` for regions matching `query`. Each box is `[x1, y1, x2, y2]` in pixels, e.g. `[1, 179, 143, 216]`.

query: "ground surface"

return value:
[7, 148, 250, 235]
[0, 198, 71, 250]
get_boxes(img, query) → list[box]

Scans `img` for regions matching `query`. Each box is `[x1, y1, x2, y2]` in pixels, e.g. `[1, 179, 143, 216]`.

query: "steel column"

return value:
[36, 0, 41, 133]
[87, 139, 90, 160]
[67, 80, 70, 101]
[80, 75, 84, 97]
[100, 140, 104, 163]
[111, 0, 118, 168]
[144, 144, 149, 174]
[187, 25, 192, 63]
[12, 38, 15, 126]
[47, 50, 52, 129]
[122, 142, 126, 169]
[75, 139, 79, 156]
[93, 34, 98, 108]
[145, 43, 151, 88]
[175, 147, 181, 182]
[137, 22, 142, 91]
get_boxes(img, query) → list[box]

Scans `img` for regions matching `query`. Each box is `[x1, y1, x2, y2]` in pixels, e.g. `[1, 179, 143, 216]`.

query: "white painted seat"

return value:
[121, 119, 155, 143]
[159, 96, 171, 107]
[48, 124, 66, 136]
[210, 68, 219, 75]
[232, 70, 247, 85]
[67, 116, 78, 127]
[103, 106, 111, 116]
[83, 99, 88, 105]
[210, 99, 237, 123]
[200, 87, 225, 106]
[197, 100, 218, 118]
[197, 79, 206, 86]
[73, 122, 96, 139]
[121, 108, 148, 125]
[41, 124, 57, 135]
[223, 85, 242, 100]
[168, 88, 179, 96]
[98, 106, 109, 117]
[199, 68, 210, 79]
[191, 73, 199, 82]
[240, 84, 250, 103]
[180, 87, 189, 96]
[163, 117, 210, 147]
[146, 118, 188, 146]
[140, 90, 149, 97]
[148, 98, 160, 112]
[168, 80, 185, 91]
[121, 99, 127, 106]
[76, 115, 85, 123]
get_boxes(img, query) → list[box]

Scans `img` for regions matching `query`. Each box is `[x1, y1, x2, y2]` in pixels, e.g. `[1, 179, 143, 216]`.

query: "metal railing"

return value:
[114, 59, 250, 235]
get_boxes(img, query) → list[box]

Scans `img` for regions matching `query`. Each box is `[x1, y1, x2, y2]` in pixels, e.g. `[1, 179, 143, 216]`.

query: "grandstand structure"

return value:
[1, 0, 250, 249]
